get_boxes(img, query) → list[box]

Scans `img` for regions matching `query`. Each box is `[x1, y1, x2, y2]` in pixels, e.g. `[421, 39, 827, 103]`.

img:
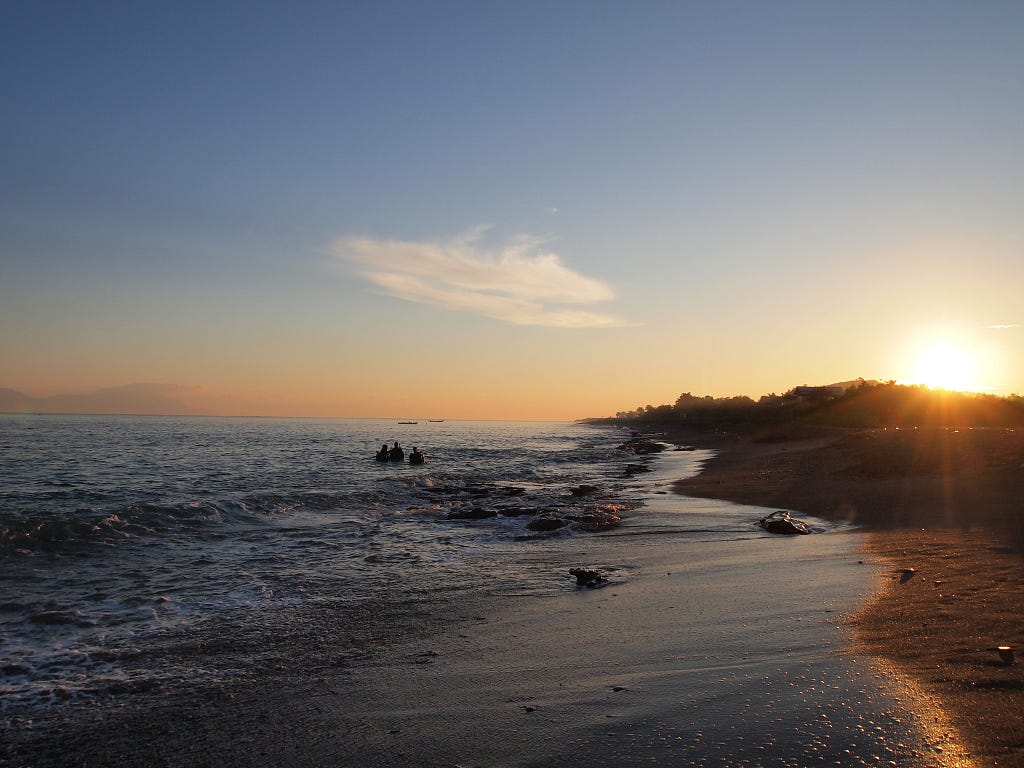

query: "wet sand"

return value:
[1, 525, 951, 767]
[674, 426, 1024, 767]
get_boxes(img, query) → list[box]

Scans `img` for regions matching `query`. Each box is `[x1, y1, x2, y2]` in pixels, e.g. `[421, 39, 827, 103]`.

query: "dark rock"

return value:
[527, 516, 568, 532]
[757, 510, 811, 535]
[569, 567, 608, 587]
[617, 437, 667, 455]
[446, 507, 497, 520]
[495, 506, 534, 517]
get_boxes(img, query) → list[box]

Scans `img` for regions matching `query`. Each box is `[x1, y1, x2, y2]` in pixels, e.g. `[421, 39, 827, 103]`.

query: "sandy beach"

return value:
[851, 529, 1024, 768]
[4, 427, 1021, 767]
[674, 426, 1024, 768]
[671, 425, 1024, 536]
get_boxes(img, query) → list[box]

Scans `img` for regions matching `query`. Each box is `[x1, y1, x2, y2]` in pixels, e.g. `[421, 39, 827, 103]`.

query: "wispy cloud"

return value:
[331, 226, 633, 328]
[987, 324, 1020, 330]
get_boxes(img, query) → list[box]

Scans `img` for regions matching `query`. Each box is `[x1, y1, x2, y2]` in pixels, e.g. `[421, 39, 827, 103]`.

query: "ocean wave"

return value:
[0, 491, 371, 558]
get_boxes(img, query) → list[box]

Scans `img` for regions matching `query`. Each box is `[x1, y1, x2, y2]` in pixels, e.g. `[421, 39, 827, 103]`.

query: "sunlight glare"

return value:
[913, 342, 978, 391]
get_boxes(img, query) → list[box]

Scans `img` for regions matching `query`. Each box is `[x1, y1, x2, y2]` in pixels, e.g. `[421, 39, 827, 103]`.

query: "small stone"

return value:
[569, 567, 607, 587]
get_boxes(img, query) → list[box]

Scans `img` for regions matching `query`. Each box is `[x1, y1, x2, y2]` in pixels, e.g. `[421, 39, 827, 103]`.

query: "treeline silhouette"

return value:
[604, 380, 1024, 431]
[597, 380, 1024, 548]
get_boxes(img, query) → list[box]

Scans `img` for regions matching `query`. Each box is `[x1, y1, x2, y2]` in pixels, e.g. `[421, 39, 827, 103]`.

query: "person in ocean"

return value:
[388, 441, 404, 462]
[409, 447, 424, 465]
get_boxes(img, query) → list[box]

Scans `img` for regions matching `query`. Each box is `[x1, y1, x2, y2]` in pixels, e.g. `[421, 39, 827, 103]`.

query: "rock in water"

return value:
[758, 510, 811, 535]
[616, 436, 667, 454]
[446, 507, 497, 520]
[527, 516, 568, 532]
[569, 568, 607, 587]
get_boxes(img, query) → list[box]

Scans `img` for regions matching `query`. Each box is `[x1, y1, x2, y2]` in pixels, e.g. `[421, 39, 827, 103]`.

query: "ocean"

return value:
[1, 414, 754, 713]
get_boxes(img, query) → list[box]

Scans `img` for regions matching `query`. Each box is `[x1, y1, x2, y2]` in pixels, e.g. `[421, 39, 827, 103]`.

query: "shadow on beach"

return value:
[671, 425, 1024, 548]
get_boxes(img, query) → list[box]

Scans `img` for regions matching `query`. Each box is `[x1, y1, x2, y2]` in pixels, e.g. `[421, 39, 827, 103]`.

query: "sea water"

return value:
[0, 414, 812, 713]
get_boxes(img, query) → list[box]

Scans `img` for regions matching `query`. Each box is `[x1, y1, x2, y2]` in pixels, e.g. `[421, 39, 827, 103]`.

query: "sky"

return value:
[1, 0, 1022, 420]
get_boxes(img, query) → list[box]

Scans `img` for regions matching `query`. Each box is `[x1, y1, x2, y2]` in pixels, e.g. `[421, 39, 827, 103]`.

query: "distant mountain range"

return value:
[0, 384, 200, 415]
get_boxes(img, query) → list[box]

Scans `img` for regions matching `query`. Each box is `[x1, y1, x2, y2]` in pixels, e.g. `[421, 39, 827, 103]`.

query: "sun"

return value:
[912, 342, 978, 391]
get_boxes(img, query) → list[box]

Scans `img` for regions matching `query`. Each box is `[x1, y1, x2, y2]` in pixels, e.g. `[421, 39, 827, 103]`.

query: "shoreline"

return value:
[667, 424, 1024, 767]
[4, 529, 932, 767]
[3, 425, 1021, 766]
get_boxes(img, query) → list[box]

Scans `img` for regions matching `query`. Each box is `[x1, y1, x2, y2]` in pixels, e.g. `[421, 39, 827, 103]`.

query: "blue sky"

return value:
[2, 1, 1022, 418]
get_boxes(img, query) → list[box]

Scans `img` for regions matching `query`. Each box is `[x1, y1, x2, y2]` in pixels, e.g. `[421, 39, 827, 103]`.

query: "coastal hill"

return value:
[593, 379, 1024, 432]
[0, 384, 196, 416]
[598, 380, 1024, 767]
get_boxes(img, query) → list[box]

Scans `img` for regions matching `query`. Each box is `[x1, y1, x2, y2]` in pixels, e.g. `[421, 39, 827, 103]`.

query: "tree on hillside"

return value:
[605, 379, 1024, 429]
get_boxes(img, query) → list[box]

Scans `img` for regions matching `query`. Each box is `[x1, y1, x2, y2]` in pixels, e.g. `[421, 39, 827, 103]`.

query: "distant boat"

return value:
[398, 421, 418, 424]
[428, 419, 445, 422]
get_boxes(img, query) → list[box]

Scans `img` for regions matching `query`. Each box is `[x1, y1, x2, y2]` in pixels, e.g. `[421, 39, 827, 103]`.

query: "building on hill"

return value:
[794, 385, 844, 399]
